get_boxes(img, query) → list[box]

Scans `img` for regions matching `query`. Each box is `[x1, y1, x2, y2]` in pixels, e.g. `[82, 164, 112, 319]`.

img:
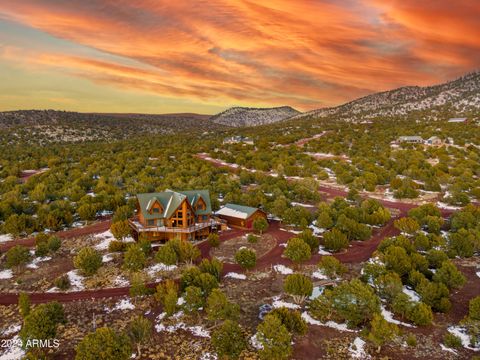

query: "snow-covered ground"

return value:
[273, 264, 293, 275]
[105, 298, 135, 313]
[0, 324, 21, 337]
[301, 311, 355, 332]
[249, 333, 263, 350]
[0, 234, 12, 243]
[272, 299, 300, 310]
[155, 312, 210, 338]
[440, 344, 457, 354]
[113, 275, 130, 287]
[102, 254, 113, 263]
[280, 228, 302, 234]
[67, 270, 85, 291]
[349, 337, 370, 359]
[311, 269, 328, 280]
[381, 305, 414, 328]
[94, 230, 134, 251]
[291, 202, 315, 208]
[26, 255, 52, 269]
[0, 335, 25, 360]
[402, 286, 420, 302]
[224, 272, 247, 280]
[0, 269, 13, 280]
[448, 326, 480, 351]
[309, 286, 324, 300]
[309, 223, 326, 236]
[318, 245, 333, 255]
[146, 263, 177, 279]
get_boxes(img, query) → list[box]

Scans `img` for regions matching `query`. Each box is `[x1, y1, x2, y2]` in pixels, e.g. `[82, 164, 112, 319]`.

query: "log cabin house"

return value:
[128, 189, 223, 242]
[216, 203, 268, 230]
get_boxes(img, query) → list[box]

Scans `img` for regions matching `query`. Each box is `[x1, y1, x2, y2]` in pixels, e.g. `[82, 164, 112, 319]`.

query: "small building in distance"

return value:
[129, 189, 223, 242]
[448, 117, 468, 123]
[216, 203, 267, 230]
[426, 136, 443, 146]
[397, 136, 423, 144]
[223, 135, 254, 145]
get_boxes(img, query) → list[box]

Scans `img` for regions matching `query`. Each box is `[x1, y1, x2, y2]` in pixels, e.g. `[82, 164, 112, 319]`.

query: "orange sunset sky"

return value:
[0, 0, 479, 114]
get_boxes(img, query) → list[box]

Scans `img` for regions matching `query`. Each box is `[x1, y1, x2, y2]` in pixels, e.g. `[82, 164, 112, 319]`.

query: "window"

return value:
[147, 219, 154, 226]
[203, 215, 208, 220]
[178, 220, 183, 226]
[177, 211, 183, 217]
[153, 208, 160, 213]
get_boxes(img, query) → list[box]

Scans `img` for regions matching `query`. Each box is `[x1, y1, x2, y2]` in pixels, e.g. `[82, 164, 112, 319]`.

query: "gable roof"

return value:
[136, 189, 211, 220]
[216, 203, 262, 219]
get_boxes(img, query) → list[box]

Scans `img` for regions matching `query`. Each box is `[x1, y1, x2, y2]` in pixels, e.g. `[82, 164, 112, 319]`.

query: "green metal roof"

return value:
[217, 203, 262, 219]
[136, 189, 212, 220]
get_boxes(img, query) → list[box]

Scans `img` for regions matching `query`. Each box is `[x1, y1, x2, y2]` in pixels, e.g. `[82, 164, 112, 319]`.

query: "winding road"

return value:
[0, 154, 460, 305]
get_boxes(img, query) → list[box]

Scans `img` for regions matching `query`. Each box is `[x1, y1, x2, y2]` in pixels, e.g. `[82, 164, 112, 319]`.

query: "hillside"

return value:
[292, 71, 480, 121]
[210, 106, 300, 127]
[0, 110, 223, 144]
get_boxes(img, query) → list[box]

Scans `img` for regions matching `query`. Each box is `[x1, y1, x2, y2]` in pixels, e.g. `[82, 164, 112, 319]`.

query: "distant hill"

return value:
[0, 110, 224, 144]
[210, 106, 300, 127]
[291, 71, 480, 121]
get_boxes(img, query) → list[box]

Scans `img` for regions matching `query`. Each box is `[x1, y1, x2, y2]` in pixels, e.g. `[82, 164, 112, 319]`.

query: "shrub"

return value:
[206, 289, 240, 324]
[391, 293, 413, 318]
[269, 307, 307, 335]
[432, 260, 466, 290]
[256, 314, 292, 360]
[253, 217, 269, 234]
[183, 286, 204, 314]
[323, 229, 349, 252]
[127, 316, 152, 357]
[138, 238, 152, 255]
[374, 272, 403, 301]
[468, 296, 480, 320]
[35, 240, 50, 257]
[20, 302, 65, 349]
[367, 313, 399, 351]
[426, 249, 448, 268]
[234, 248, 257, 271]
[155, 280, 178, 316]
[199, 258, 223, 280]
[317, 256, 347, 279]
[443, 333, 462, 349]
[47, 236, 61, 252]
[54, 274, 71, 291]
[283, 274, 313, 304]
[406, 333, 417, 347]
[75, 327, 132, 360]
[123, 244, 146, 271]
[299, 229, 319, 252]
[208, 233, 220, 247]
[211, 320, 246, 360]
[284, 238, 311, 265]
[18, 292, 30, 318]
[108, 240, 127, 252]
[6, 245, 31, 268]
[155, 244, 178, 265]
[247, 234, 258, 243]
[73, 247, 102, 276]
[110, 220, 131, 240]
[407, 302, 433, 326]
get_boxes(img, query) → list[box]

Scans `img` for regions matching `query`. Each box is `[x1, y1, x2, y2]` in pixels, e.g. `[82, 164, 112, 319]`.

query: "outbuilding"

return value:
[216, 203, 267, 229]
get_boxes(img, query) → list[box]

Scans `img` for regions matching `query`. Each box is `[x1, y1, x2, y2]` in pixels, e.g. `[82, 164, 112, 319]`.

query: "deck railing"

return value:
[128, 218, 224, 234]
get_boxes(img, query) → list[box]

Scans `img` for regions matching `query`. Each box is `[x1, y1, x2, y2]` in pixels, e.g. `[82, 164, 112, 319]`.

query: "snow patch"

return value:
[105, 298, 135, 313]
[448, 326, 480, 351]
[0, 324, 21, 337]
[0, 335, 25, 360]
[381, 305, 414, 328]
[272, 299, 300, 310]
[224, 272, 247, 280]
[440, 344, 457, 354]
[273, 264, 293, 275]
[301, 312, 355, 332]
[402, 286, 420, 302]
[26, 256, 51, 269]
[0, 269, 13, 280]
[146, 263, 177, 278]
[0, 234, 12, 243]
[312, 270, 328, 280]
[249, 333, 263, 350]
[349, 337, 370, 359]
[67, 270, 85, 291]
[94, 230, 134, 250]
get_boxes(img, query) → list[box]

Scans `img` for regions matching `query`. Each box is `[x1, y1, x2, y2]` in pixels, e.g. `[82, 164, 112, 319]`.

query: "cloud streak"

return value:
[0, 0, 478, 112]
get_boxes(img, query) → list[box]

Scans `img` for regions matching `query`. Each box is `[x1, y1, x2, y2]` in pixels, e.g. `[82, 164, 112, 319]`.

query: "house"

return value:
[223, 136, 254, 145]
[448, 117, 468, 123]
[129, 189, 223, 242]
[216, 203, 268, 230]
[397, 136, 423, 144]
[426, 136, 443, 146]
